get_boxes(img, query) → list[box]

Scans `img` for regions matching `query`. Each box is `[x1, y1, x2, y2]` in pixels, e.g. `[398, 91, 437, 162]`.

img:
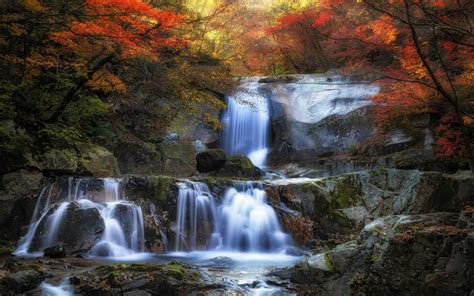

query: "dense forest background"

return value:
[1, 0, 472, 171]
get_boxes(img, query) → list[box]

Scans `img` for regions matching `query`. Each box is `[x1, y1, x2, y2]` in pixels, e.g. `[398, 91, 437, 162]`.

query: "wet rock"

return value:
[266, 169, 474, 241]
[30, 202, 105, 254]
[196, 149, 227, 173]
[157, 141, 196, 177]
[71, 262, 224, 294]
[43, 244, 66, 258]
[4, 269, 46, 293]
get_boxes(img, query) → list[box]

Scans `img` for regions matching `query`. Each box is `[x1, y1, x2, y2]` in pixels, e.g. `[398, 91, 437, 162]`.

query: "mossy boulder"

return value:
[212, 155, 261, 178]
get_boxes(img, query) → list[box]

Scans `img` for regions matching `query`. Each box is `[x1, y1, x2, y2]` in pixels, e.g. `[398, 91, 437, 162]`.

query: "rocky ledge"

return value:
[274, 211, 474, 295]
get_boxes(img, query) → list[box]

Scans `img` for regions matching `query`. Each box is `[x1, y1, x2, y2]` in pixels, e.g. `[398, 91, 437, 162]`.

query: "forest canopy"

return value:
[0, 0, 472, 170]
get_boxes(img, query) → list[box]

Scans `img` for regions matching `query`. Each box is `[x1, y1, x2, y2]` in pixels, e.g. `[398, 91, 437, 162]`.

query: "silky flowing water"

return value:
[19, 75, 381, 295]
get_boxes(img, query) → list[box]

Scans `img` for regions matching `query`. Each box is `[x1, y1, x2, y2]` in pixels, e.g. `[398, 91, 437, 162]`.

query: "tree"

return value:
[45, 0, 183, 123]
[262, 0, 473, 170]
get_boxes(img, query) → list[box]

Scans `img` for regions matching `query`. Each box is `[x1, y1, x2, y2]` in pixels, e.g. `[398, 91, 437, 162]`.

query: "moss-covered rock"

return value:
[212, 155, 261, 178]
[38, 148, 78, 174]
[76, 143, 119, 177]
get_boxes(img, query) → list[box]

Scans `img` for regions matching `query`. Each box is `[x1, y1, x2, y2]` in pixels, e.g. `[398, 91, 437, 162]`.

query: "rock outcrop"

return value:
[282, 212, 474, 295]
[266, 169, 473, 245]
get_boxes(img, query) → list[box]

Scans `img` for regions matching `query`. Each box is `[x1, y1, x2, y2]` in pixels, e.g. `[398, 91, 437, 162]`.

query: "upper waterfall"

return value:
[221, 78, 270, 168]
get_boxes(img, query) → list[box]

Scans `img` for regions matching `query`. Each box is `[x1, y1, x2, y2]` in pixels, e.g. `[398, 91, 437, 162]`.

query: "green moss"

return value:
[0, 246, 13, 256]
[333, 177, 361, 208]
[323, 253, 335, 272]
[332, 210, 353, 228]
[164, 262, 186, 279]
[149, 176, 174, 203]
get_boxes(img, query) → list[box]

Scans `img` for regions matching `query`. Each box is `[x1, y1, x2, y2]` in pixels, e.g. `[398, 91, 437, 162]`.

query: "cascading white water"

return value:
[221, 79, 270, 167]
[175, 182, 217, 251]
[14, 178, 145, 258]
[174, 181, 291, 253]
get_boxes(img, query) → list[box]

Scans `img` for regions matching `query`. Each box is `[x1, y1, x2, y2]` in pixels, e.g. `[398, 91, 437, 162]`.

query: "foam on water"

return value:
[175, 181, 292, 254]
[14, 178, 145, 258]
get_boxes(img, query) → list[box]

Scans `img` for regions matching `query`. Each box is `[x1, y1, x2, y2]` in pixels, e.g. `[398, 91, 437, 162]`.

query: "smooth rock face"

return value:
[258, 74, 380, 164]
[196, 149, 227, 173]
[30, 202, 105, 254]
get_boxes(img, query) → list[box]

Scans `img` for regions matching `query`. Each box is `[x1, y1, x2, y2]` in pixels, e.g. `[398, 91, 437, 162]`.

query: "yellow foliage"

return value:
[88, 70, 126, 94]
[9, 24, 25, 37]
[21, 0, 45, 12]
[463, 116, 474, 126]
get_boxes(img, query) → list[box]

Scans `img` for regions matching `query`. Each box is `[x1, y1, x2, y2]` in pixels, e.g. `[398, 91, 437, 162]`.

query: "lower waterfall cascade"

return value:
[14, 178, 145, 258]
[174, 181, 292, 253]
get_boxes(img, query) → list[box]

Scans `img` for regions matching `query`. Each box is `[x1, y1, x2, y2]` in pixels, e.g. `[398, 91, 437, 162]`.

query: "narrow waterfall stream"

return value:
[221, 78, 271, 167]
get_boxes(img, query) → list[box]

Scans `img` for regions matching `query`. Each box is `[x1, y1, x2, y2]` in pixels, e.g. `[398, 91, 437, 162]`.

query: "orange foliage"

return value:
[50, 0, 182, 59]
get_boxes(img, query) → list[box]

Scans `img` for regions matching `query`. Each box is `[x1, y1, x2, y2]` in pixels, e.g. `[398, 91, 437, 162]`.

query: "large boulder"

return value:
[212, 155, 261, 178]
[3, 269, 47, 293]
[196, 149, 227, 173]
[30, 202, 105, 254]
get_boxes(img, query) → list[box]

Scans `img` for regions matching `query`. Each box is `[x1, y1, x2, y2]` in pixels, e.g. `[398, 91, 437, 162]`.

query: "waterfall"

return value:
[221, 79, 270, 168]
[14, 178, 145, 258]
[174, 181, 291, 253]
